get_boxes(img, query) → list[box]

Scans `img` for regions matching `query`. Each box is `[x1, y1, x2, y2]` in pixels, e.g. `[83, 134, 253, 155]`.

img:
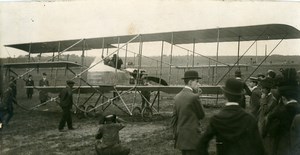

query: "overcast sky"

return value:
[1, 0, 300, 58]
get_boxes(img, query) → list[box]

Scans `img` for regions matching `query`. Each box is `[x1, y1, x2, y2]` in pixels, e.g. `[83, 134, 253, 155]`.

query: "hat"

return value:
[42, 72, 47, 76]
[182, 70, 202, 79]
[66, 80, 75, 85]
[257, 73, 265, 79]
[221, 78, 245, 95]
[278, 85, 299, 99]
[267, 70, 276, 78]
[250, 77, 259, 82]
[260, 78, 274, 89]
[104, 114, 117, 123]
[235, 70, 242, 77]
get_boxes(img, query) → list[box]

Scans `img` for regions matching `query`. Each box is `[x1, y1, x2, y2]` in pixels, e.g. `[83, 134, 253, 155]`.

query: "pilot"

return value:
[95, 114, 130, 155]
[110, 54, 123, 69]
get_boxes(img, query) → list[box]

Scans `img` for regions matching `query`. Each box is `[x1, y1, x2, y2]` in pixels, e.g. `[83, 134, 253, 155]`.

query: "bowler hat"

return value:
[235, 70, 242, 77]
[260, 78, 273, 89]
[221, 78, 245, 95]
[182, 70, 202, 79]
[267, 70, 276, 78]
[278, 85, 299, 99]
[66, 80, 75, 85]
[104, 114, 117, 123]
[250, 77, 258, 82]
[257, 73, 265, 79]
[42, 72, 47, 76]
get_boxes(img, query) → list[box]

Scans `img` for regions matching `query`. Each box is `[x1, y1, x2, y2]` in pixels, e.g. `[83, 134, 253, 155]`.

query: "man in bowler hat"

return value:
[171, 70, 205, 155]
[198, 78, 264, 155]
[58, 80, 75, 131]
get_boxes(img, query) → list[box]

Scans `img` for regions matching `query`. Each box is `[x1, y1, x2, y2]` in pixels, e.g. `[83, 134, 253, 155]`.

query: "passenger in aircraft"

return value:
[58, 80, 75, 132]
[110, 54, 123, 69]
[171, 70, 205, 155]
[249, 76, 262, 119]
[38, 73, 49, 104]
[264, 68, 300, 155]
[102, 55, 111, 66]
[234, 70, 251, 109]
[257, 77, 278, 155]
[198, 78, 265, 155]
[25, 74, 34, 99]
[95, 114, 130, 155]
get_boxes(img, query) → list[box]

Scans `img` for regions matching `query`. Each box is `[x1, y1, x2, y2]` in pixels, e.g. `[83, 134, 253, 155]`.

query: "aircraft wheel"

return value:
[85, 105, 96, 118]
[76, 105, 85, 119]
[141, 107, 153, 121]
[132, 107, 142, 116]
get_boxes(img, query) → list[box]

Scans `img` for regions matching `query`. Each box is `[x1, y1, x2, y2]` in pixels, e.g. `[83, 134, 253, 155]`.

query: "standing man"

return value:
[199, 78, 264, 155]
[257, 77, 278, 155]
[249, 76, 262, 118]
[171, 70, 205, 155]
[25, 74, 34, 99]
[58, 80, 75, 131]
[39, 73, 49, 104]
[234, 70, 251, 109]
[2, 82, 17, 126]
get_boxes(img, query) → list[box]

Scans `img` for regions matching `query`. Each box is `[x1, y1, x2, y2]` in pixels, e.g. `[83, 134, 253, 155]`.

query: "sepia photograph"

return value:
[1, 0, 300, 154]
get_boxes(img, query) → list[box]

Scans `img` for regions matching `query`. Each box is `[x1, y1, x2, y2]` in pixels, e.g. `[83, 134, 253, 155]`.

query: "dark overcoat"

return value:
[250, 86, 262, 118]
[291, 113, 300, 155]
[171, 87, 205, 150]
[266, 101, 300, 155]
[198, 105, 265, 155]
[25, 79, 34, 94]
[59, 86, 73, 109]
[39, 79, 49, 101]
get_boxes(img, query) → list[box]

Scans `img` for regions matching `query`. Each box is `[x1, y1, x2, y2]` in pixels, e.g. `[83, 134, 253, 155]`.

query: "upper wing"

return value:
[3, 61, 82, 68]
[6, 24, 300, 53]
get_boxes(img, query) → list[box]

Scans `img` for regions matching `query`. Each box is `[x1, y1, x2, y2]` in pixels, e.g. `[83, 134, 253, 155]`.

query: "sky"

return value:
[1, 0, 300, 58]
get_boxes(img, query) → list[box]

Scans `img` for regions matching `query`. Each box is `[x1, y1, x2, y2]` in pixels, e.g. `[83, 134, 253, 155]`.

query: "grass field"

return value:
[1, 92, 221, 155]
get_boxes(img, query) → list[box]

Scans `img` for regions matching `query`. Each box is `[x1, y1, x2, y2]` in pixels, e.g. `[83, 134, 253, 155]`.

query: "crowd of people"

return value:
[172, 68, 300, 155]
[0, 67, 300, 155]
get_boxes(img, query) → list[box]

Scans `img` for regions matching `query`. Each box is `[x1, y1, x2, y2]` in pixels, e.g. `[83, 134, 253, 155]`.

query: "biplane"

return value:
[3, 23, 300, 119]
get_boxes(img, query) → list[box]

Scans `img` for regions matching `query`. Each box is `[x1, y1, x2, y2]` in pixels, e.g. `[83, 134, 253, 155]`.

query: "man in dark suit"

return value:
[58, 80, 75, 132]
[171, 70, 205, 155]
[234, 70, 251, 109]
[199, 78, 264, 155]
[249, 76, 262, 118]
[39, 73, 49, 104]
[25, 74, 34, 99]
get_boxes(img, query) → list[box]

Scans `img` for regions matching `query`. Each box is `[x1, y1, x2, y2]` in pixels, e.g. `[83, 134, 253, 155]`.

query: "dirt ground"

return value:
[0, 93, 220, 155]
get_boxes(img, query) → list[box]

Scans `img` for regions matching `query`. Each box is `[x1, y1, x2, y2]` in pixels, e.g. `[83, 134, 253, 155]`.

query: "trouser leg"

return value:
[59, 108, 68, 129]
[66, 109, 73, 129]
